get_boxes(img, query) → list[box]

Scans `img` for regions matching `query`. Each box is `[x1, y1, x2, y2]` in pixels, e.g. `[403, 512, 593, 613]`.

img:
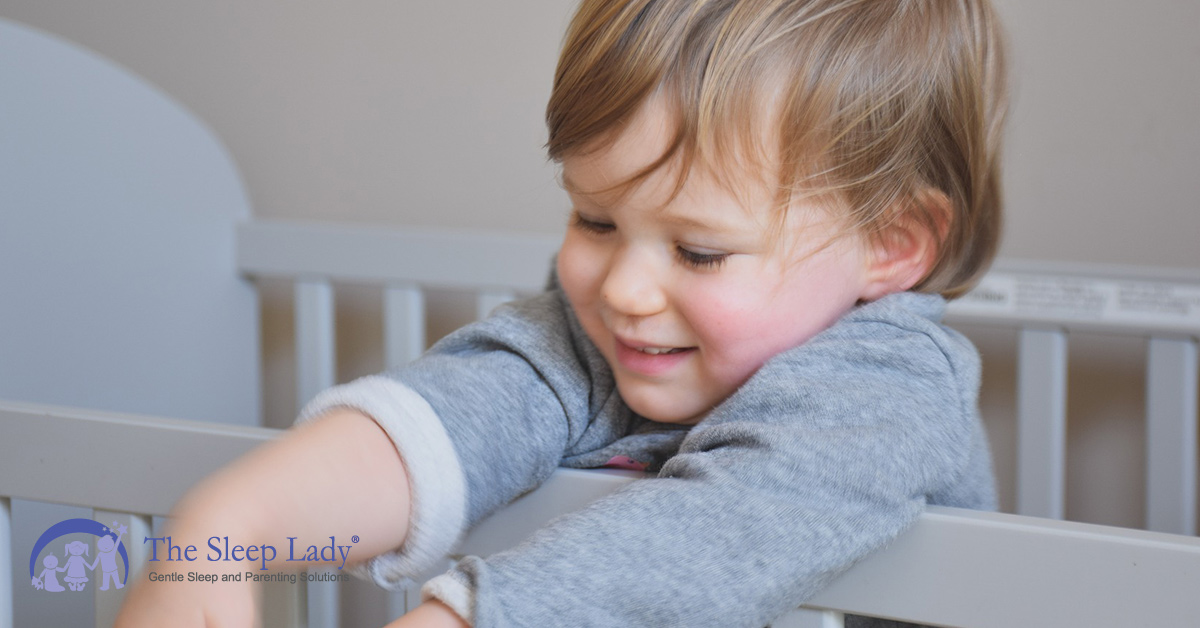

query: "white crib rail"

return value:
[0, 402, 277, 628]
[4, 401, 1200, 628]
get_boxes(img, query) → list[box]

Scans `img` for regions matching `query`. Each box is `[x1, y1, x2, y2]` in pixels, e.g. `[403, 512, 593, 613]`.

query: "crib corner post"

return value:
[0, 496, 12, 628]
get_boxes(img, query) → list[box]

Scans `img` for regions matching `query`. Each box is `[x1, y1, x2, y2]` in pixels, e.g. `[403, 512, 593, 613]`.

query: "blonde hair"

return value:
[547, 0, 1009, 298]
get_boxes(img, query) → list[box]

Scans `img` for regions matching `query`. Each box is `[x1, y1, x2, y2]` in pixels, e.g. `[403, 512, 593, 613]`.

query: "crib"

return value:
[3, 16, 1200, 628]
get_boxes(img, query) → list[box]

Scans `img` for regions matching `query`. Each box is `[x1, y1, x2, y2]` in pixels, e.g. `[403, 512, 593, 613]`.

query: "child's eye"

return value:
[675, 246, 730, 270]
[570, 212, 616, 235]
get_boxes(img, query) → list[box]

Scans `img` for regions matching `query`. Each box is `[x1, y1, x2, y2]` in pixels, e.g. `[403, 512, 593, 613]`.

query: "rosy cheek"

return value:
[685, 279, 842, 389]
[682, 286, 775, 381]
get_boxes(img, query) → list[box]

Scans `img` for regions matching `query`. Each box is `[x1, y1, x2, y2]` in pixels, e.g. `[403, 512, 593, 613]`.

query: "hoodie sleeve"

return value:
[298, 289, 617, 589]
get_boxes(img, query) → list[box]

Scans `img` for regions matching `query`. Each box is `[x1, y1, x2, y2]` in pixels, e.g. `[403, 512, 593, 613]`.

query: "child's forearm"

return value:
[386, 601, 469, 628]
[167, 408, 412, 570]
[118, 409, 412, 628]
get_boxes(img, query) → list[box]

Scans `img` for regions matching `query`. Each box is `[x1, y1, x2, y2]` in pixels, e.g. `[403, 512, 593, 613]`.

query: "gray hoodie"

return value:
[301, 287, 995, 627]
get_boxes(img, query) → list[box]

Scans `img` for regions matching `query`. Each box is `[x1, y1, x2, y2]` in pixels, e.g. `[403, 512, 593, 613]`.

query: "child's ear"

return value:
[859, 190, 950, 302]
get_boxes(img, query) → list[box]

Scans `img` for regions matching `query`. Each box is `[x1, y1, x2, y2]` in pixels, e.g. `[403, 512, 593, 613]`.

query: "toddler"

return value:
[119, 0, 1008, 626]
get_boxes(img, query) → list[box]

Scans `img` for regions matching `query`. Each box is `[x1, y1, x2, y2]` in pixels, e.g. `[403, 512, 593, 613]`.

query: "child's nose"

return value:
[601, 247, 667, 317]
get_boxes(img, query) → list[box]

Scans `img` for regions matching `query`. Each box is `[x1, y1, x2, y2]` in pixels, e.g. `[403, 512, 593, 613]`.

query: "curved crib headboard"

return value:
[0, 17, 260, 426]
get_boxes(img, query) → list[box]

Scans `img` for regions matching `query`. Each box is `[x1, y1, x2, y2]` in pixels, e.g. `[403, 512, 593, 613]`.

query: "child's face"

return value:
[557, 99, 876, 424]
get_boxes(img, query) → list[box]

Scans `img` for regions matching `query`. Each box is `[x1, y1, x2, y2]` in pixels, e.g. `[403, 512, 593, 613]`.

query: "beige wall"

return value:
[5, 1, 1198, 263]
[1000, 1, 1200, 267]
[2, 1, 573, 232]
[5, 1, 1197, 528]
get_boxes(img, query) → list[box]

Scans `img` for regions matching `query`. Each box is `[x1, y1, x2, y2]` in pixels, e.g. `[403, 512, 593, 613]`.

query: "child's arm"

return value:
[117, 289, 599, 627]
[116, 408, 412, 628]
[386, 600, 469, 628]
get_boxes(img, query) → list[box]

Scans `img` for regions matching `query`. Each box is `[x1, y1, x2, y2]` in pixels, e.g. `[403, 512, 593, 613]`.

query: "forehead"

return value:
[560, 97, 676, 195]
[560, 97, 778, 218]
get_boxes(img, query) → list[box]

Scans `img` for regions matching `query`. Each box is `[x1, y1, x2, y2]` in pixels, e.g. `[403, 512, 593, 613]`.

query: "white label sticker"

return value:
[950, 272, 1200, 334]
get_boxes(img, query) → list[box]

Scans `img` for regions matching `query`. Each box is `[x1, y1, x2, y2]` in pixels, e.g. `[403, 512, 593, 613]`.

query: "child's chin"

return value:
[626, 396, 707, 425]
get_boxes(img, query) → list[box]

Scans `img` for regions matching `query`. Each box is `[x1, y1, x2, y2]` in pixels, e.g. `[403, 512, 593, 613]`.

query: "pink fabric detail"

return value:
[602, 456, 649, 471]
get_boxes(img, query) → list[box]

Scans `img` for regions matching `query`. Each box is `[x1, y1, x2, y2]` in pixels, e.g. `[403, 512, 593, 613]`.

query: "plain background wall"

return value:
[3, 0, 1197, 261]
[3, 0, 1198, 528]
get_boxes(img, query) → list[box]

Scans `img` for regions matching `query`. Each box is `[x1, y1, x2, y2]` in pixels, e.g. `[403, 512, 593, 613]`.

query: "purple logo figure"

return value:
[29, 518, 130, 593]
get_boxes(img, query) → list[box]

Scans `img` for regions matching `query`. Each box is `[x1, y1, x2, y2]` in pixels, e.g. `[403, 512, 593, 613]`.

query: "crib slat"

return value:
[0, 497, 12, 628]
[387, 589, 410, 624]
[306, 569, 338, 628]
[769, 608, 845, 628]
[295, 279, 336, 410]
[1017, 327, 1068, 519]
[384, 285, 426, 368]
[93, 510, 152, 628]
[475, 289, 516, 321]
[293, 279, 338, 628]
[260, 579, 304, 628]
[1146, 336, 1198, 535]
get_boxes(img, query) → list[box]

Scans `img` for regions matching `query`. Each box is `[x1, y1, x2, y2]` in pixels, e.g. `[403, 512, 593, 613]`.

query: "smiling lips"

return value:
[613, 337, 696, 376]
[635, 346, 688, 355]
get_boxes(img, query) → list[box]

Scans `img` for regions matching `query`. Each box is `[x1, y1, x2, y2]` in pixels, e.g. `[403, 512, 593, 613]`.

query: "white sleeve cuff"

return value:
[422, 571, 476, 626]
[298, 375, 468, 590]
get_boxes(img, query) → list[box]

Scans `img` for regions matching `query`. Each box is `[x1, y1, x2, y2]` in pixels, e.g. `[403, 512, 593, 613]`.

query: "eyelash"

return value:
[674, 247, 729, 270]
[570, 212, 615, 235]
[570, 212, 730, 270]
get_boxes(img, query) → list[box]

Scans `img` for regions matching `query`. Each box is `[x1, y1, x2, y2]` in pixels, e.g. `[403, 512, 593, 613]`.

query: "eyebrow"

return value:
[567, 186, 752, 236]
[561, 173, 634, 210]
[561, 171, 629, 199]
[563, 168, 760, 235]
[656, 212, 719, 231]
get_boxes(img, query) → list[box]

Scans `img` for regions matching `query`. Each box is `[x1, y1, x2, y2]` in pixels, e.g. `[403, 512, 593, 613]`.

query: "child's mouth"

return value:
[635, 346, 689, 355]
[614, 339, 696, 375]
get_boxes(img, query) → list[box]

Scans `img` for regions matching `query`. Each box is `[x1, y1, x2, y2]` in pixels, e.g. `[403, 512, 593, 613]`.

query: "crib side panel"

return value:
[6, 407, 1200, 627]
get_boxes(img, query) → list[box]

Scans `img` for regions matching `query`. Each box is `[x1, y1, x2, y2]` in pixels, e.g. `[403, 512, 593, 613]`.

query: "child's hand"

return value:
[114, 409, 412, 627]
[115, 567, 257, 628]
[115, 522, 259, 628]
